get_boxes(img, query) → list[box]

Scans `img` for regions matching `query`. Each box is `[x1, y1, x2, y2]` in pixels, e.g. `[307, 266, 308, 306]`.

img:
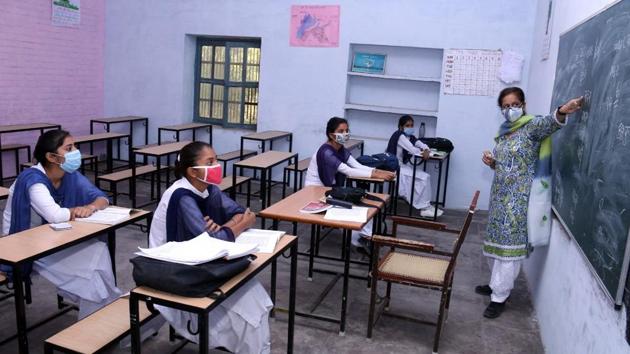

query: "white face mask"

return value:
[502, 107, 523, 122]
[333, 132, 349, 144]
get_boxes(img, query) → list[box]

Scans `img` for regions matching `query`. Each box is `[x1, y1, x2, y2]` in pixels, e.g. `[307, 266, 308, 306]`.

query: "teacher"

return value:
[477, 87, 583, 318]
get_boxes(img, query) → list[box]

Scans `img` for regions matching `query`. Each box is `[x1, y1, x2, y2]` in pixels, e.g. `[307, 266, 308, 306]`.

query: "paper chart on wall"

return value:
[442, 49, 502, 96]
[52, 0, 80, 27]
[289, 5, 340, 47]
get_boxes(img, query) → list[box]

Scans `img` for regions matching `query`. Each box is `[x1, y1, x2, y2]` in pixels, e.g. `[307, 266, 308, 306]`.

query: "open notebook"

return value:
[75, 207, 132, 225]
[136, 232, 258, 265]
[235, 229, 285, 253]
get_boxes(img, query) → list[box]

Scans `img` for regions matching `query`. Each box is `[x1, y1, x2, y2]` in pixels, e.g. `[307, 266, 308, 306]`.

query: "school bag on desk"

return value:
[419, 137, 454, 153]
[130, 255, 252, 298]
[356, 153, 399, 172]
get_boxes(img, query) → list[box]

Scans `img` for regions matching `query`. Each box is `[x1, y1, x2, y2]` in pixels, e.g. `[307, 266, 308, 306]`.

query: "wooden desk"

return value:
[90, 116, 149, 165]
[74, 132, 131, 173]
[259, 186, 389, 335]
[240, 130, 292, 157]
[0, 186, 8, 200]
[158, 122, 212, 145]
[395, 151, 451, 221]
[131, 141, 191, 207]
[0, 123, 61, 185]
[0, 209, 152, 354]
[130, 235, 298, 354]
[343, 138, 365, 156]
[231, 151, 298, 212]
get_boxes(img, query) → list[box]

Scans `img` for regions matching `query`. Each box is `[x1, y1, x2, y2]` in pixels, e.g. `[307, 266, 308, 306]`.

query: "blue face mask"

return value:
[58, 149, 82, 173]
[403, 127, 415, 136]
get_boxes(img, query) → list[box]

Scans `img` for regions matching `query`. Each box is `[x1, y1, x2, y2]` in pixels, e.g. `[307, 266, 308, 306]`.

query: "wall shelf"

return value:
[344, 103, 438, 118]
[347, 71, 441, 83]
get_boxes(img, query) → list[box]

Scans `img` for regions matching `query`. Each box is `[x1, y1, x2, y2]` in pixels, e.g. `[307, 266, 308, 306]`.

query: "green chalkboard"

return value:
[551, 0, 630, 304]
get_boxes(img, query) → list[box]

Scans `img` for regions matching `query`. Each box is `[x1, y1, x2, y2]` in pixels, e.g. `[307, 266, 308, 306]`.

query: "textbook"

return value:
[75, 207, 131, 225]
[236, 229, 286, 253]
[136, 232, 258, 265]
[324, 206, 369, 223]
[299, 201, 333, 214]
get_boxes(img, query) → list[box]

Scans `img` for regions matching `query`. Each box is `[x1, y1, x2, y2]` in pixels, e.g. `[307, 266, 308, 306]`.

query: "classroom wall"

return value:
[523, 0, 630, 353]
[104, 0, 538, 210]
[0, 1, 105, 135]
[0, 1, 105, 176]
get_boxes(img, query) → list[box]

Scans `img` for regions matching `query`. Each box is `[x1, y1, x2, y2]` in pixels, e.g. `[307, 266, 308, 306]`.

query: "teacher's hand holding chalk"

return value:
[555, 96, 585, 122]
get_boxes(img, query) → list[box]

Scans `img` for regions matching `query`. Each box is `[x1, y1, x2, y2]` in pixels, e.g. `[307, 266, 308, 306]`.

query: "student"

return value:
[478, 87, 583, 318]
[304, 117, 395, 251]
[386, 115, 443, 218]
[149, 141, 272, 354]
[1, 130, 120, 319]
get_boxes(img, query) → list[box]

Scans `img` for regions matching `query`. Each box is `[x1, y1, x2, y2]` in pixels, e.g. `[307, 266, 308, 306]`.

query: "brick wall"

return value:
[0, 0, 105, 176]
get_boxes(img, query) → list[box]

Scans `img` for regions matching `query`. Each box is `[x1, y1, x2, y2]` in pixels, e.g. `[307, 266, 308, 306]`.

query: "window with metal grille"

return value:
[194, 38, 261, 129]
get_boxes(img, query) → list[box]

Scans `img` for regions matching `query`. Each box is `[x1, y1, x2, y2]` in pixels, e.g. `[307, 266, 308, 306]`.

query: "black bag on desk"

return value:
[130, 255, 252, 298]
[325, 187, 386, 207]
[419, 137, 454, 153]
[356, 153, 399, 172]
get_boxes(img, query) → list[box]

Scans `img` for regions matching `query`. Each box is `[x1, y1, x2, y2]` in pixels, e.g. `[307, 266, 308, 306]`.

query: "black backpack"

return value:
[356, 153, 399, 172]
[419, 137, 454, 153]
[130, 255, 252, 298]
[325, 187, 386, 207]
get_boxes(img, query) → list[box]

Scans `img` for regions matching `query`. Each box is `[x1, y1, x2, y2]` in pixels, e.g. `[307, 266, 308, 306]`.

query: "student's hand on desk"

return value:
[70, 206, 96, 219]
[203, 216, 222, 233]
[421, 149, 430, 160]
[372, 169, 395, 181]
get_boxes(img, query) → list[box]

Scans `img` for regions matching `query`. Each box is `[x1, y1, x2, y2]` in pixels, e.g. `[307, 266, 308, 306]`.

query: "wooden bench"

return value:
[1, 143, 31, 183]
[283, 158, 311, 194]
[44, 297, 156, 354]
[96, 164, 165, 205]
[218, 175, 252, 207]
[216, 149, 257, 177]
[21, 154, 98, 177]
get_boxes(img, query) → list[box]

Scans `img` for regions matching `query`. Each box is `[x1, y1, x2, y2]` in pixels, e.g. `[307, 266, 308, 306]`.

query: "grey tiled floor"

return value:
[0, 175, 543, 354]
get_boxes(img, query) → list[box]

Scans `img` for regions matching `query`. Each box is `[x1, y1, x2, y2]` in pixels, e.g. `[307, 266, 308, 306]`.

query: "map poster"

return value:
[52, 0, 80, 27]
[289, 5, 340, 47]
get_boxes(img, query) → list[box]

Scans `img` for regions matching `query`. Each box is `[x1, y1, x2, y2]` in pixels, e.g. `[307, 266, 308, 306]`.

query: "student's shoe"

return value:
[475, 285, 492, 296]
[354, 237, 372, 258]
[483, 301, 506, 319]
[420, 206, 444, 218]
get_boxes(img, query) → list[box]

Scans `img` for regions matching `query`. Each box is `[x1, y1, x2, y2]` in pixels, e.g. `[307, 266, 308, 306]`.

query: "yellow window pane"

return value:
[199, 100, 210, 118]
[213, 84, 224, 100]
[228, 87, 242, 103]
[214, 63, 224, 80]
[247, 48, 260, 65]
[246, 65, 260, 82]
[230, 47, 244, 64]
[214, 46, 225, 63]
[212, 102, 223, 119]
[230, 64, 243, 82]
[199, 83, 211, 99]
[244, 104, 258, 124]
[201, 46, 212, 62]
[244, 88, 258, 103]
[228, 104, 241, 123]
[201, 63, 211, 79]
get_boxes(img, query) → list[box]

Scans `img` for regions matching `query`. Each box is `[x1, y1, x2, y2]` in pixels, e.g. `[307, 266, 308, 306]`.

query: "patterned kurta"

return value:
[484, 114, 564, 260]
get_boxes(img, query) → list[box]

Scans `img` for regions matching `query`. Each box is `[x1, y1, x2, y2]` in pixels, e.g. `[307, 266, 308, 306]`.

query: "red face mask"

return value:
[193, 164, 222, 185]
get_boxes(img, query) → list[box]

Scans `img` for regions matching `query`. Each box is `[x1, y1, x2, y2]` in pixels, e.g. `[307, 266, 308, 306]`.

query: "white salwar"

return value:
[394, 135, 432, 210]
[305, 152, 374, 246]
[488, 258, 521, 303]
[149, 178, 273, 354]
[2, 164, 120, 319]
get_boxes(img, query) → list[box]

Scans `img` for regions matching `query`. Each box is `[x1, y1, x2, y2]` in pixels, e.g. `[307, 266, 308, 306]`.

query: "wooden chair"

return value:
[367, 190, 480, 354]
